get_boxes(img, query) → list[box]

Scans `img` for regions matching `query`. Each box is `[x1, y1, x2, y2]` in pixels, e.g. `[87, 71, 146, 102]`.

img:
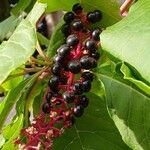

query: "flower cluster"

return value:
[16, 3, 102, 150]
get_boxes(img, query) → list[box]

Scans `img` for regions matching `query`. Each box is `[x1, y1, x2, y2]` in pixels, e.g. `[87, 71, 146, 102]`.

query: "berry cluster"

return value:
[16, 3, 102, 150]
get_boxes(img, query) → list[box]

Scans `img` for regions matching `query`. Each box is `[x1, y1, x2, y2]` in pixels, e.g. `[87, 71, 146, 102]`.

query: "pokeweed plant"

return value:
[0, 0, 150, 150]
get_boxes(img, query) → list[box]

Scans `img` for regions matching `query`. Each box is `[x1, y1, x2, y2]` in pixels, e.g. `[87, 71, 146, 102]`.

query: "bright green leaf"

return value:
[0, 73, 39, 130]
[99, 69, 150, 150]
[2, 114, 24, 150]
[120, 63, 150, 96]
[0, 2, 46, 84]
[53, 93, 130, 150]
[38, 0, 79, 12]
[101, 0, 150, 83]
[0, 16, 21, 42]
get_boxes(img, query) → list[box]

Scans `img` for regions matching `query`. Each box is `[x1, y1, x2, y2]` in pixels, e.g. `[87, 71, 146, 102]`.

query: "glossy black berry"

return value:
[73, 105, 84, 117]
[64, 12, 75, 23]
[72, 3, 83, 14]
[91, 51, 100, 60]
[85, 39, 97, 53]
[94, 10, 102, 22]
[63, 92, 75, 103]
[79, 95, 89, 108]
[61, 24, 71, 37]
[74, 82, 83, 95]
[48, 76, 60, 90]
[54, 55, 64, 64]
[51, 63, 61, 75]
[87, 12, 97, 23]
[81, 71, 94, 81]
[87, 10, 102, 23]
[66, 34, 79, 47]
[71, 19, 83, 31]
[42, 102, 51, 114]
[82, 80, 91, 92]
[68, 60, 81, 74]
[92, 28, 101, 41]
[46, 92, 53, 103]
[57, 45, 70, 57]
[80, 56, 97, 69]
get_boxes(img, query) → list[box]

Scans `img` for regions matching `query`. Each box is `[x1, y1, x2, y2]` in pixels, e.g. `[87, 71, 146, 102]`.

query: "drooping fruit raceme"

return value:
[16, 3, 102, 150]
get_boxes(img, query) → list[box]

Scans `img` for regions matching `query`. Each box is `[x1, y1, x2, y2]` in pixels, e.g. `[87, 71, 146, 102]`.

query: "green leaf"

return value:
[120, 63, 150, 96]
[82, 0, 121, 27]
[99, 67, 150, 150]
[2, 114, 24, 150]
[0, 2, 46, 84]
[11, 0, 31, 16]
[38, 0, 79, 12]
[53, 93, 130, 150]
[0, 74, 39, 130]
[0, 16, 21, 42]
[101, 0, 150, 83]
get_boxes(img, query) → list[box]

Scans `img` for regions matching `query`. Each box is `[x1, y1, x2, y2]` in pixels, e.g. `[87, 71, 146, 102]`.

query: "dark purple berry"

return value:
[80, 56, 97, 69]
[87, 12, 97, 23]
[91, 51, 100, 60]
[48, 76, 60, 90]
[68, 60, 81, 74]
[66, 34, 79, 47]
[82, 80, 91, 92]
[73, 105, 84, 117]
[46, 92, 53, 103]
[85, 39, 97, 53]
[64, 12, 75, 23]
[79, 95, 89, 108]
[72, 3, 83, 14]
[92, 28, 101, 41]
[63, 92, 75, 103]
[61, 24, 71, 37]
[42, 102, 51, 114]
[57, 45, 70, 57]
[71, 19, 83, 31]
[74, 82, 83, 95]
[94, 10, 102, 22]
[81, 71, 94, 81]
[51, 63, 61, 75]
[54, 55, 64, 64]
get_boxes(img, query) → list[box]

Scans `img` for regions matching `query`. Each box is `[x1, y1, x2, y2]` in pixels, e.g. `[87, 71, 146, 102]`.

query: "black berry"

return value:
[73, 105, 84, 117]
[68, 60, 81, 74]
[92, 28, 101, 41]
[91, 51, 100, 60]
[81, 71, 94, 81]
[82, 80, 91, 92]
[46, 92, 53, 103]
[51, 63, 61, 75]
[94, 10, 102, 22]
[66, 34, 79, 47]
[79, 95, 89, 108]
[61, 24, 71, 37]
[64, 12, 75, 23]
[87, 12, 97, 23]
[63, 92, 75, 103]
[80, 56, 97, 69]
[54, 55, 64, 64]
[85, 39, 97, 53]
[73, 82, 83, 95]
[48, 76, 60, 89]
[71, 19, 83, 31]
[42, 102, 51, 114]
[57, 45, 70, 57]
[72, 3, 83, 14]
